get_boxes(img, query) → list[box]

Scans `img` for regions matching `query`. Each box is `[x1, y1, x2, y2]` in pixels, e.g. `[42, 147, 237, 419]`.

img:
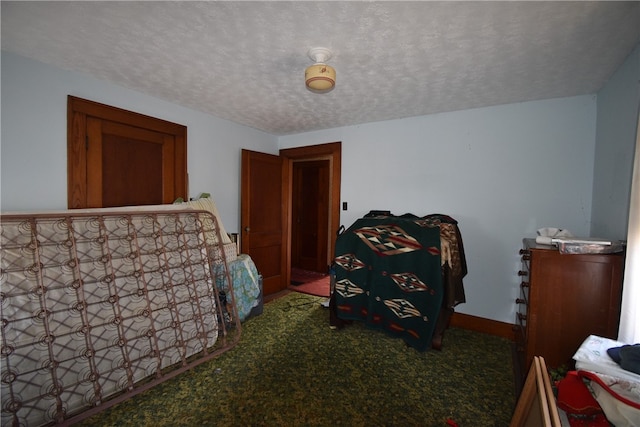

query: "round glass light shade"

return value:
[305, 64, 336, 91]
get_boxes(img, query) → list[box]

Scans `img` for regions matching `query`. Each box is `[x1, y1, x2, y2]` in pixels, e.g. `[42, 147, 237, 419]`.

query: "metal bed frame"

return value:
[1, 209, 241, 426]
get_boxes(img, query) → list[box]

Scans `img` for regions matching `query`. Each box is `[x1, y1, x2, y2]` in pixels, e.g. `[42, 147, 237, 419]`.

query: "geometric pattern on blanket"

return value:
[0, 209, 240, 426]
[354, 225, 422, 255]
[334, 253, 366, 271]
[334, 215, 443, 351]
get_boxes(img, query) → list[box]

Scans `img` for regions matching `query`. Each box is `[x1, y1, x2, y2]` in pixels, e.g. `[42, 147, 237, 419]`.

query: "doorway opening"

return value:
[281, 142, 341, 292]
[291, 159, 330, 274]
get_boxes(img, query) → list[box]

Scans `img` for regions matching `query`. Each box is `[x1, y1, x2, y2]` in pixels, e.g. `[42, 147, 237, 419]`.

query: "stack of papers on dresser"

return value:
[551, 237, 614, 245]
[551, 237, 624, 254]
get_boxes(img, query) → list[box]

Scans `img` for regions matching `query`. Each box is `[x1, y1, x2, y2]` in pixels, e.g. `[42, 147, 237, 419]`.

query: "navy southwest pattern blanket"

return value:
[333, 214, 459, 351]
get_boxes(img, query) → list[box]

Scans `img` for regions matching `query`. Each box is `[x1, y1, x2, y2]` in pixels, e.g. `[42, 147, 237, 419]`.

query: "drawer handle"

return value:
[518, 270, 528, 277]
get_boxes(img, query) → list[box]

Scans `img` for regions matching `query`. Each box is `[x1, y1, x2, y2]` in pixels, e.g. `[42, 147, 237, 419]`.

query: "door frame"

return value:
[280, 142, 341, 280]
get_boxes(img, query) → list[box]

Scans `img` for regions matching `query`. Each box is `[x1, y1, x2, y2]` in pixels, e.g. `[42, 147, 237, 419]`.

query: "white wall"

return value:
[279, 95, 597, 324]
[592, 44, 640, 240]
[1, 51, 617, 325]
[1, 52, 279, 233]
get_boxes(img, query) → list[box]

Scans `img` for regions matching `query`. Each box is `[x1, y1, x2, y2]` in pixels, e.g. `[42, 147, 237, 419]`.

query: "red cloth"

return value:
[557, 371, 602, 415]
[557, 371, 609, 427]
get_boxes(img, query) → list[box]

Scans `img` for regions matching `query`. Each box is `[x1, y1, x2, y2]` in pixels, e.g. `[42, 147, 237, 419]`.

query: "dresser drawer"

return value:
[515, 248, 530, 337]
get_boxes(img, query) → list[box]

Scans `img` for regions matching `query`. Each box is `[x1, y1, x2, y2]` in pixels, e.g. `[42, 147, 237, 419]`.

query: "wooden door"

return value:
[68, 96, 187, 208]
[241, 150, 288, 295]
[291, 160, 330, 273]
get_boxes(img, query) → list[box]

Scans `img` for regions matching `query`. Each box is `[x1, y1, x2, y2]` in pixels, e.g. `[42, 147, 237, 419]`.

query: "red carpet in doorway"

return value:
[291, 267, 327, 285]
[290, 275, 330, 298]
[290, 268, 330, 297]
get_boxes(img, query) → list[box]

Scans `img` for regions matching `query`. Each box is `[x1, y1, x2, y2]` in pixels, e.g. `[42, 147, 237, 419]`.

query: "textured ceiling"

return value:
[2, 1, 640, 136]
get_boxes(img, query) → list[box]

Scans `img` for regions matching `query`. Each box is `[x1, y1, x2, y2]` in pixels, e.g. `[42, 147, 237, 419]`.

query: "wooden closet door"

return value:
[68, 96, 187, 209]
[87, 118, 175, 207]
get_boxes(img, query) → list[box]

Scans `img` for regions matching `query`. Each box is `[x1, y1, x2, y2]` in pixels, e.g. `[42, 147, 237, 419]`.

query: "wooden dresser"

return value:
[515, 238, 624, 371]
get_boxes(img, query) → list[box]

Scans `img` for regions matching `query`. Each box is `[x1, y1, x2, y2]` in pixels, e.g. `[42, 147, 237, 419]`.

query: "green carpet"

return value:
[78, 293, 515, 427]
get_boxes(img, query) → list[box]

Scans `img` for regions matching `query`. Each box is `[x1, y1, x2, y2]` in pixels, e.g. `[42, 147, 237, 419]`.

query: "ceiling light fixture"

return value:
[305, 47, 336, 93]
